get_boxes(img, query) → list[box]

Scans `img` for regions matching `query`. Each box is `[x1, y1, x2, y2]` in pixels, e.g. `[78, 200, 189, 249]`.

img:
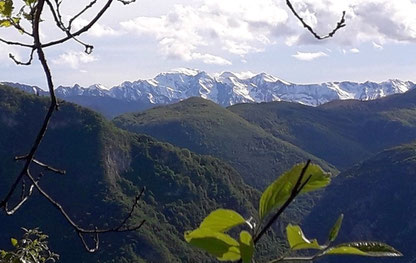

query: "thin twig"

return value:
[113, 187, 146, 231]
[286, 0, 346, 40]
[45, 0, 66, 31]
[25, 170, 145, 232]
[0, 37, 33, 47]
[41, 0, 114, 48]
[269, 255, 316, 262]
[68, 0, 98, 29]
[9, 49, 36, 66]
[254, 160, 311, 244]
[78, 231, 99, 253]
[1, 0, 143, 253]
[15, 155, 66, 175]
[4, 184, 35, 215]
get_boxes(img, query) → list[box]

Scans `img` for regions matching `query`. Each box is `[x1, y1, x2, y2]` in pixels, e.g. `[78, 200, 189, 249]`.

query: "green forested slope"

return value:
[62, 95, 153, 119]
[113, 97, 336, 189]
[303, 142, 416, 263]
[229, 89, 416, 170]
[0, 85, 264, 262]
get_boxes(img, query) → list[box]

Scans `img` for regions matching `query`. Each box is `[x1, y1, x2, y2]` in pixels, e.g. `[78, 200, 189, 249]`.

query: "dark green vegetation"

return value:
[113, 97, 336, 189]
[112, 90, 416, 262]
[303, 142, 416, 263]
[229, 89, 416, 170]
[62, 95, 153, 119]
[2, 83, 416, 262]
[0, 85, 263, 262]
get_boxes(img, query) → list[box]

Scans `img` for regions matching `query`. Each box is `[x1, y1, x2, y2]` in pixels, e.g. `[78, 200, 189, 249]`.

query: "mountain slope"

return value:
[0, 85, 262, 262]
[113, 97, 337, 189]
[303, 142, 416, 263]
[4, 69, 415, 118]
[229, 88, 416, 169]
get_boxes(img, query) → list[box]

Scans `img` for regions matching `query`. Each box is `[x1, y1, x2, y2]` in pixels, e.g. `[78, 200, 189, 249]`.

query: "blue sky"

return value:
[1, 0, 416, 88]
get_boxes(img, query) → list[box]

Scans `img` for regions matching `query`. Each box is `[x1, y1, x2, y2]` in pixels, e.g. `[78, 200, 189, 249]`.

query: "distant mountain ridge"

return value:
[3, 69, 415, 118]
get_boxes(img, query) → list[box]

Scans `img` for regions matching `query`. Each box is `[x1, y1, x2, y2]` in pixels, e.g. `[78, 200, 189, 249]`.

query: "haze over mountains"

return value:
[3, 68, 415, 118]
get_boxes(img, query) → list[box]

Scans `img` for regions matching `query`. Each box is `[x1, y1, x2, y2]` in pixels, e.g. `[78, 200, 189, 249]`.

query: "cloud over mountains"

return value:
[119, 0, 416, 64]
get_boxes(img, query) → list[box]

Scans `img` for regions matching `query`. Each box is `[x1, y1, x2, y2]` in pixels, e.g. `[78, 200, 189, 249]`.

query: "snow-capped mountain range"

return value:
[3, 68, 415, 116]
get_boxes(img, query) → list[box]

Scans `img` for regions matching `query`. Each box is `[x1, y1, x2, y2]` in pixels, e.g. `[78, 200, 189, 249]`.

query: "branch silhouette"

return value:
[0, 0, 143, 252]
[1, 0, 344, 253]
[286, 0, 346, 40]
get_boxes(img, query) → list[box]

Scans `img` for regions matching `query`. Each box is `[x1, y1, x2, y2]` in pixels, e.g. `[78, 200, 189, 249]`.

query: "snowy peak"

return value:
[3, 70, 416, 109]
[250, 73, 282, 84]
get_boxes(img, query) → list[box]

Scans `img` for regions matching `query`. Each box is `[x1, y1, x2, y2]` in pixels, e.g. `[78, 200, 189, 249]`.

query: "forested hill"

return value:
[0, 85, 265, 262]
[113, 97, 336, 189]
[229, 88, 416, 170]
[303, 142, 416, 263]
[2, 83, 416, 262]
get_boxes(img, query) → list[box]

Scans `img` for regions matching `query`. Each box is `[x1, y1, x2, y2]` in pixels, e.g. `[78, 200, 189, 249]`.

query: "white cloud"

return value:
[350, 48, 360, 53]
[234, 71, 256, 79]
[292, 51, 328, 61]
[119, 0, 416, 62]
[192, 53, 232, 65]
[372, 42, 384, 50]
[293, 0, 416, 46]
[52, 51, 97, 69]
[72, 18, 122, 37]
[120, 0, 291, 63]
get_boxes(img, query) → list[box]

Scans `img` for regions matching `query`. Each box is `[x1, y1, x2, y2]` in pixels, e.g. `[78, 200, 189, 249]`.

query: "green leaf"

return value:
[328, 214, 343, 243]
[286, 224, 323, 250]
[259, 163, 331, 219]
[10, 238, 18, 247]
[239, 231, 254, 263]
[0, 0, 13, 17]
[24, 0, 37, 5]
[199, 209, 246, 233]
[0, 19, 11, 27]
[184, 228, 241, 261]
[325, 242, 403, 257]
[23, 12, 33, 21]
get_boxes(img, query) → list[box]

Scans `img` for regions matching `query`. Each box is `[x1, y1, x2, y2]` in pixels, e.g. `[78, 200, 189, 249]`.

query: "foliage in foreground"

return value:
[0, 228, 59, 263]
[184, 162, 402, 262]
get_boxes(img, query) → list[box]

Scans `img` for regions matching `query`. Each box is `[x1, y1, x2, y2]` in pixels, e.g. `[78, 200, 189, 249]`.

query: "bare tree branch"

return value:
[286, 0, 346, 40]
[4, 182, 35, 215]
[78, 231, 100, 253]
[41, 0, 114, 48]
[0, 37, 33, 47]
[68, 0, 98, 30]
[45, 0, 66, 31]
[15, 155, 66, 175]
[118, 0, 136, 4]
[1, 0, 144, 252]
[9, 48, 35, 66]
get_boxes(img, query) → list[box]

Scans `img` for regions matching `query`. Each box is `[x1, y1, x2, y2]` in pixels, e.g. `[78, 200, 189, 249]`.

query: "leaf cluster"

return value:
[0, 0, 36, 32]
[184, 163, 402, 262]
[0, 228, 59, 263]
